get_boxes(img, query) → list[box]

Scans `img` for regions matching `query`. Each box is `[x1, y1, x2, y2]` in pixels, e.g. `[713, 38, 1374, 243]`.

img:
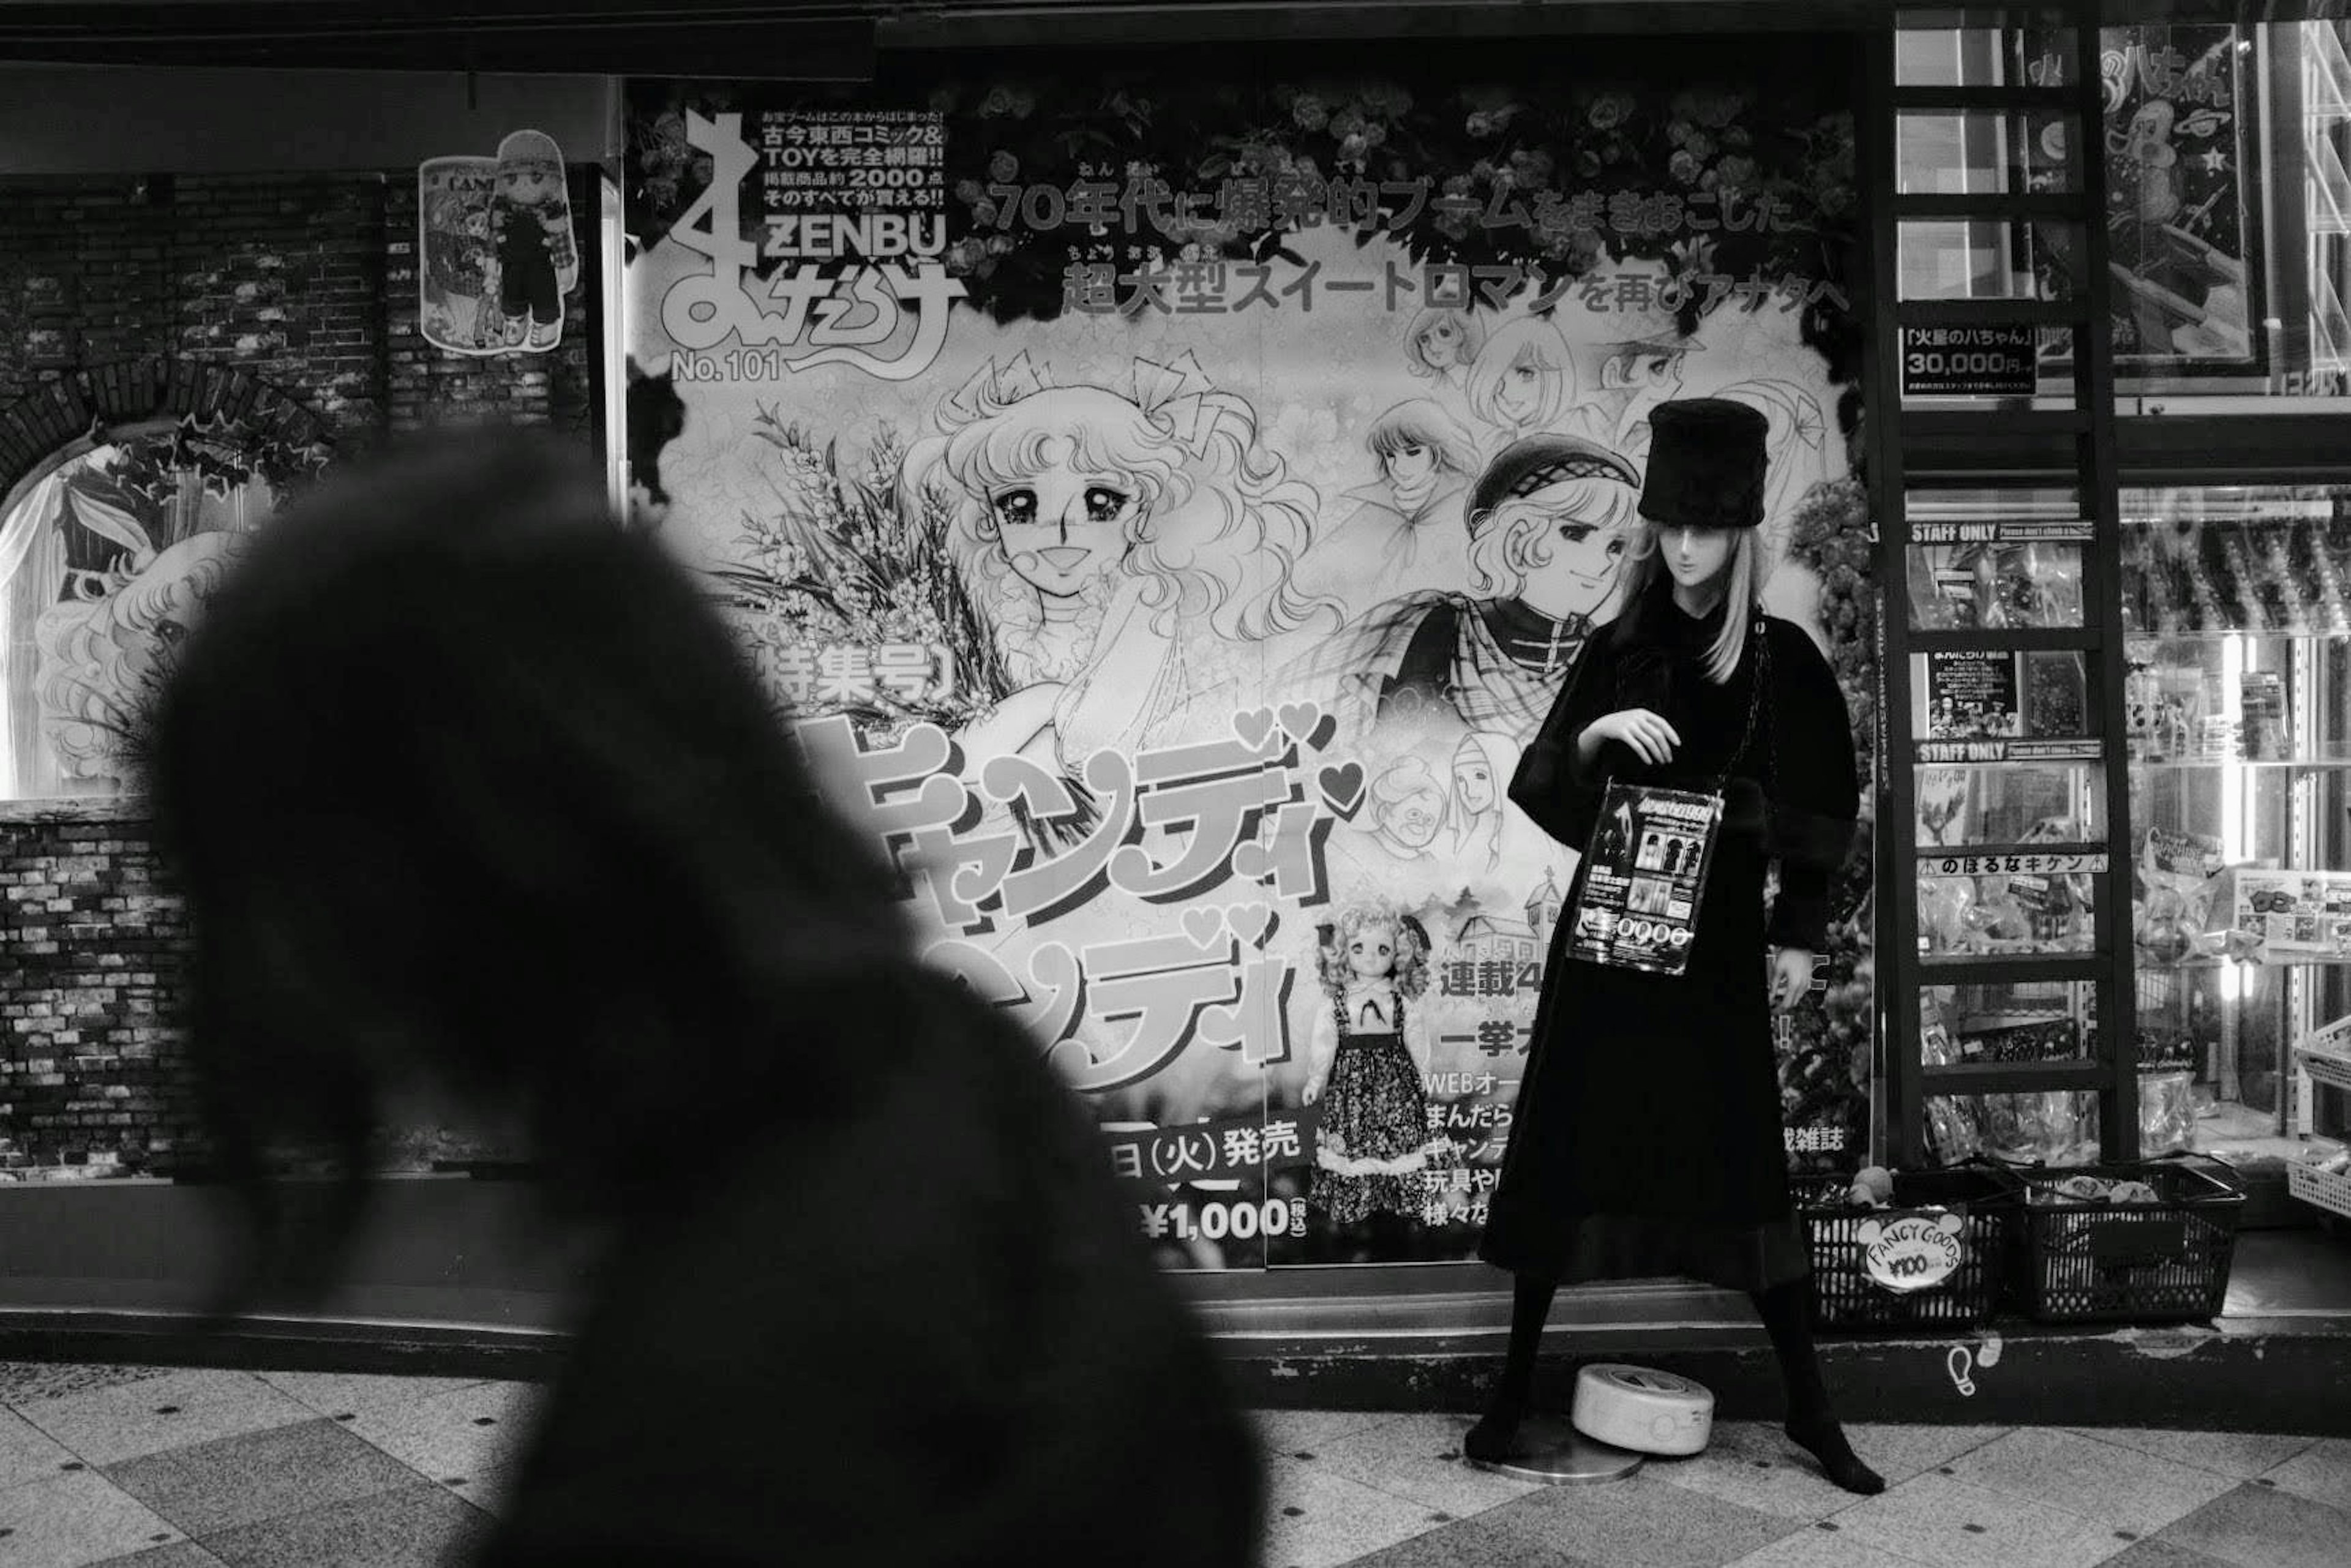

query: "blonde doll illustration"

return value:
[1403, 306, 1485, 395]
[902, 351, 1337, 773]
[1464, 316, 1575, 456]
[1303, 901, 1436, 1228]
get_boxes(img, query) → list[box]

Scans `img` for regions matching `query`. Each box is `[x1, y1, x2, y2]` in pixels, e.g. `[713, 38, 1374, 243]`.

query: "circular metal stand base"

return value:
[1465, 1415, 1646, 1485]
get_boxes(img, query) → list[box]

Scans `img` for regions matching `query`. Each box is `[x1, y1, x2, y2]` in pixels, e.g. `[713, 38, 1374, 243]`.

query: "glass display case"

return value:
[1900, 486, 2120, 1171]
[2122, 483, 2351, 1172]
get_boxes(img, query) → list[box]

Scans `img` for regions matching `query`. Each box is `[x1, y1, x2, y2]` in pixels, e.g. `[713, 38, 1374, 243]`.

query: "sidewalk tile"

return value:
[337, 1381, 542, 1490]
[435, 1461, 516, 1518]
[1647, 1422, 1877, 1523]
[1841, 1425, 2011, 1482]
[1490, 1472, 1798, 1567]
[252, 1373, 486, 1425]
[1829, 1471, 2116, 1568]
[1261, 1457, 1447, 1568]
[0, 1469, 185, 1568]
[2067, 1427, 2317, 1480]
[0, 1409, 75, 1493]
[103, 1419, 416, 1538]
[198, 1482, 489, 1568]
[1302, 1413, 1542, 1517]
[1254, 1410, 1408, 1458]
[13, 1373, 313, 1470]
[1341, 1506, 1604, 1568]
[2099, 1541, 2241, 1568]
[1725, 1525, 1942, 1568]
[2261, 1437, 2351, 1512]
[0, 1368, 174, 1409]
[1941, 1428, 2234, 1535]
[84, 1545, 225, 1568]
[2154, 1481, 2351, 1568]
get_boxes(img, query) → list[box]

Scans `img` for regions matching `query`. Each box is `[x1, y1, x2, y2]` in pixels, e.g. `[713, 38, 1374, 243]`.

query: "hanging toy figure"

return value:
[489, 129, 578, 353]
[1303, 902, 1436, 1240]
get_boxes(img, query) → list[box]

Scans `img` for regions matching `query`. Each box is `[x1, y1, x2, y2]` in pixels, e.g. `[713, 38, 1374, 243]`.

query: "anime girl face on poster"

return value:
[1468, 473, 1637, 623]
[1403, 306, 1484, 391]
[902, 351, 1333, 771]
[1464, 316, 1574, 453]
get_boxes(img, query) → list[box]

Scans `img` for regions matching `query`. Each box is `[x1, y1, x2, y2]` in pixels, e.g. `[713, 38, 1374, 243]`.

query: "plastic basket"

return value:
[2285, 1155, 2351, 1221]
[1796, 1167, 2021, 1333]
[2012, 1161, 2246, 1326]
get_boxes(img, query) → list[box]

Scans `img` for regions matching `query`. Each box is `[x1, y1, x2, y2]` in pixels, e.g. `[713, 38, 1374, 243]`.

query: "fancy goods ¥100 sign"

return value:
[1858, 1210, 1968, 1294]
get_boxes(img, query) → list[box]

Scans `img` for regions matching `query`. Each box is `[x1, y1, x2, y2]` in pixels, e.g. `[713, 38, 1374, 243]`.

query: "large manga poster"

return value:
[622, 42, 1877, 1271]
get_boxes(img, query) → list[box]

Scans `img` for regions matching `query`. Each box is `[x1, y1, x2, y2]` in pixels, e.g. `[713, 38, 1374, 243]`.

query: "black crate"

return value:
[1796, 1168, 2020, 1333]
[2012, 1162, 2246, 1325]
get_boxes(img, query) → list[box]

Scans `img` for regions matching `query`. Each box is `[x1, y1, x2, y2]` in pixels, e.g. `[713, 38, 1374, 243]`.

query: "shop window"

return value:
[2120, 482, 2350, 1165]
[1900, 15, 2351, 402]
[0, 398, 320, 798]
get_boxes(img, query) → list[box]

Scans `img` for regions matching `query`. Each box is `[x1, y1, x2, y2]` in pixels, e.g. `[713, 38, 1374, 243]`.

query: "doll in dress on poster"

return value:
[1303, 902, 1436, 1229]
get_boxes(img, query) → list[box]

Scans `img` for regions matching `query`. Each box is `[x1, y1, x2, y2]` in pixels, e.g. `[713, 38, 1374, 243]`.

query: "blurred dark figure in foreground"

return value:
[141, 431, 1264, 1567]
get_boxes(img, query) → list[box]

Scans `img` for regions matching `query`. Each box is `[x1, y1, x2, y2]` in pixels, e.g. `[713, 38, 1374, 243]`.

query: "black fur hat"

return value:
[1637, 397, 1769, 531]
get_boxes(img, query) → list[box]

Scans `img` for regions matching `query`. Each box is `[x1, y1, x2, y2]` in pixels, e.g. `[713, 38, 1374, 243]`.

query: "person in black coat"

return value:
[138, 430, 1264, 1566]
[1464, 399, 1882, 1495]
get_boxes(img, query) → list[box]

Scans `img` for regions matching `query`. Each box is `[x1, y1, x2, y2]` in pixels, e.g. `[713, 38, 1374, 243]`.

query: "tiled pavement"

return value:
[0, 1366, 2343, 1567]
[0, 1364, 538, 1566]
[1259, 1411, 2351, 1568]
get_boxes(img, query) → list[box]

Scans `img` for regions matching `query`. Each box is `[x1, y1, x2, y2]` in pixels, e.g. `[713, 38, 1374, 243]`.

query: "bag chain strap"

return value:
[1711, 608, 1774, 796]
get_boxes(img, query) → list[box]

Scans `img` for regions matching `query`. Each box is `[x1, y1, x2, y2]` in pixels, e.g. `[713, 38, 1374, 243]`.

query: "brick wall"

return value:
[0, 804, 195, 1178]
[0, 167, 602, 1177]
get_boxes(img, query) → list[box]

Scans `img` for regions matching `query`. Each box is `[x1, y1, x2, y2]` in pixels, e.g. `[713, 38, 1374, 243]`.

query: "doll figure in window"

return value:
[1302, 902, 1437, 1230]
[489, 130, 577, 353]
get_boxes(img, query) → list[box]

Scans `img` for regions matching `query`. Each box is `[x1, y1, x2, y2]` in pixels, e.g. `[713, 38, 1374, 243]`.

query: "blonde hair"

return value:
[1466, 475, 1638, 598]
[1465, 318, 1573, 433]
[1616, 520, 1764, 684]
[903, 381, 1334, 648]
[1403, 307, 1485, 378]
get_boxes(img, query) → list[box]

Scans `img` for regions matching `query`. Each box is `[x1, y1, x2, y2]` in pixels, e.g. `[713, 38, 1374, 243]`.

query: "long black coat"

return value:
[1478, 580, 1859, 1292]
[471, 970, 1263, 1567]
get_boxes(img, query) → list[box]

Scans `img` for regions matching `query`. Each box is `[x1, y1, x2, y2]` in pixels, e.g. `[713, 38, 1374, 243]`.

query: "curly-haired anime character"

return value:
[901, 351, 1338, 771]
[1296, 433, 1641, 748]
[1302, 900, 1436, 1228]
[35, 531, 241, 790]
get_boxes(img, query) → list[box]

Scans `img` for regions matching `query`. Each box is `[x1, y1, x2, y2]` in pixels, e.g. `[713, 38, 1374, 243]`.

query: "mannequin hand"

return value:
[1302, 1076, 1324, 1106]
[1769, 946, 1815, 1011]
[1580, 707, 1681, 767]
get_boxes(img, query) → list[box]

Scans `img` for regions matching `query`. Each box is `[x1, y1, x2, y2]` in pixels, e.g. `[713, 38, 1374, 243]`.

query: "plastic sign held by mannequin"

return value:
[419, 130, 580, 358]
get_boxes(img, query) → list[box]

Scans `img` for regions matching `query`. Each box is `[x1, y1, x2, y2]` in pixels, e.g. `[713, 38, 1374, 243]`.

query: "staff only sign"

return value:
[622, 45, 1877, 1272]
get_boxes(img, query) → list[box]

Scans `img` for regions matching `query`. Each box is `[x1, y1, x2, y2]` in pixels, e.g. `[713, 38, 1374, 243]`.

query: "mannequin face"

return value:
[1659, 523, 1735, 595]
